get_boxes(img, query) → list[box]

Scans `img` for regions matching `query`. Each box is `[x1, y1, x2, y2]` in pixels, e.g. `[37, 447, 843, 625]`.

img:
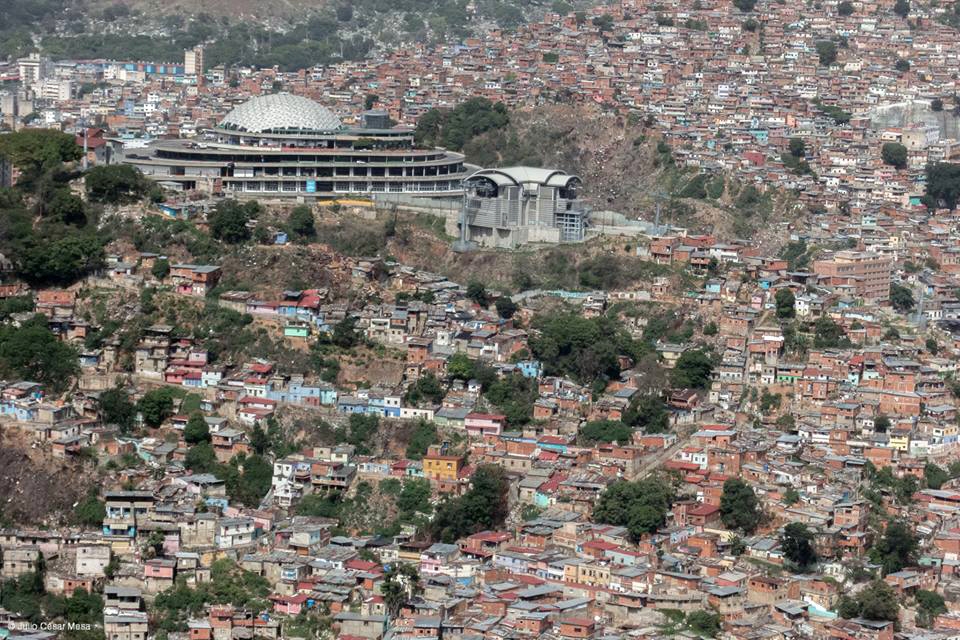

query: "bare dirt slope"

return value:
[0, 438, 94, 526]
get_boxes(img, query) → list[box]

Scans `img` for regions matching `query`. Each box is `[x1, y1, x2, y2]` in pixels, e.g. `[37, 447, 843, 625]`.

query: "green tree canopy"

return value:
[151, 257, 170, 280]
[916, 589, 946, 628]
[816, 40, 838, 66]
[925, 462, 948, 489]
[890, 283, 915, 312]
[813, 316, 851, 348]
[287, 205, 316, 241]
[100, 386, 136, 433]
[775, 288, 796, 318]
[184, 412, 211, 444]
[593, 477, 674, 542]
[405, 420, 438, 459]
[924, 162, 960, 210]
[881, 142, 908, 169]
[74, 489, 106, 527]
[0, 129, 80, 185]
[495, 297, 518, 319]
[857, 579, 899, 622]
[430, 465, 509, 542]
[405, 373, 446, 407]
[137, 387, 177, 427]
[85, 165, 149, 204]
[670, 349, 714, 389]
[622, 393, 670, 433]
[209, 199, 260, 243]
[0, 315, 78, 392]
[580, 420, 634, 445]
[720, 478, 762, 533]
[780, 522, 817, 570]
[870, 520, 917, 575]
[530, 312, 641, 387]
[414, 98, 509, 151]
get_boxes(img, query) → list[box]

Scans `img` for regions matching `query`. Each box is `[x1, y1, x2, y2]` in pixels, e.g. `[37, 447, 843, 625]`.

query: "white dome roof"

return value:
[220, 93, 342, 134]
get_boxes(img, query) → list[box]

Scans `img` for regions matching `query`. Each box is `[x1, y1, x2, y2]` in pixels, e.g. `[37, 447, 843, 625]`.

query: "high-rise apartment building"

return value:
[184, 46, 205, 78]
[813, 251, 893, 303]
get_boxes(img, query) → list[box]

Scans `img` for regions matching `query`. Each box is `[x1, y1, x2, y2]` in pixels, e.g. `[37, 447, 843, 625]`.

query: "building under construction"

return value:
[455, 167, 588, 250]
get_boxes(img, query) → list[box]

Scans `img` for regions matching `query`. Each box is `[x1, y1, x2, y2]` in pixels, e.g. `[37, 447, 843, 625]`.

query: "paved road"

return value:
[635, 429, 692, 479]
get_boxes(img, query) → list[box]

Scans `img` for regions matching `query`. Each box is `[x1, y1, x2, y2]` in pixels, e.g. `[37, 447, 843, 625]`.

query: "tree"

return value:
[893, 0, 910, 17]
[414, 98, 509, 151]
[924, 162, 960, 210]
[780, 522, 817, 570]
[925, 462, 948, 489]
[15, 232, 105, 286]
[894, 58, 910, 73]
[225, 454, 273, 507]
[686, 610, 722, 638]
[784, 487, 800, 506]
[74, 489, 106, 527]
[916, 589, 946, 628]
[670, 349, 714, 389]
[185, 442, 217, 473]
[926, 337, 940, 355]
[405, 374, 445, 407]
[331, 316, 360, 349]
[881, 142, 908, 169]
[788, 137, 806, 158]
[249, 424, 269, 456]
[0, 315, 79, 392]
[703, 321, 718, 336]
[593, 477, 674, 542]
[874, 414, 891, 433]
[890, 283, 915, 312]
[720, 478, 762, 533]
[816, 40, 838, 66]
[495, 297, 518, 319]
[336, 4, 353, 21]
[622, 393, 669, 433]
[580, 420, 634, 444]
[838, 0, 854, 15]
[870, 520, 917, 575]
[592, 14, 614, 32]
[184, 412, 211, 444]
[775, 288, 796, 318]
[857, 579, 899, 622]
[381, 563, 421, 617]
[364, 93, 378, 110]
[813, 316, 850, 348]
[47, 190, 87, 226]
[100, 386, 136, 433]
[733, 0, 756, 11]
[430, 465, 509, 542]
[209, 200, 259, 243]
[151, 257, 170, 280]
[287, 205, 316, 241]
[932, 97, 944, 112]
[405, 420, 438, 459]
[0, 129, 80, 186]
[397, 478, 433, 519]
[466, 281, 490, 307]
[137, 388, 176, 427]
[529, 312, 640, 386]
[85, 165, 148, 204]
